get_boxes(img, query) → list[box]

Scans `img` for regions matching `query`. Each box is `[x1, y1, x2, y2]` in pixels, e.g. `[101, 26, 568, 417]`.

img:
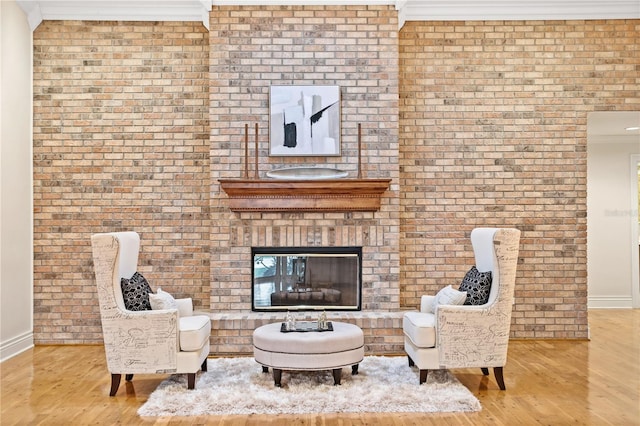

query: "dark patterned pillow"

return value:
[120, 272, 152, 311]
[459, 266, 492, 306]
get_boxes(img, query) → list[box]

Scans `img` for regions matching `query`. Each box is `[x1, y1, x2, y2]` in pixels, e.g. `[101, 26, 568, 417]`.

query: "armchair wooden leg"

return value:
[481, 368, 489, 376]
[419, 369, 428, 385]
[187, 373, 196, 390]
[201, 358, 208, 372]
[408, 355, 415, 367]
[494, 367, 506, 390]
[109, 374, 121, 397]
[125, 374, 134, 381]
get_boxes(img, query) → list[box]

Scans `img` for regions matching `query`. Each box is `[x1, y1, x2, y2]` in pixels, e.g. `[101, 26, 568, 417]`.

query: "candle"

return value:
[255, 123, 259, 179]
[358, 123, 362, 179]
[244, 123, 249, 179]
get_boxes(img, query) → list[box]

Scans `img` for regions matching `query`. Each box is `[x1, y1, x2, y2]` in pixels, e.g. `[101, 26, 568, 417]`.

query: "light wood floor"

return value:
[1, 309, 638, 425]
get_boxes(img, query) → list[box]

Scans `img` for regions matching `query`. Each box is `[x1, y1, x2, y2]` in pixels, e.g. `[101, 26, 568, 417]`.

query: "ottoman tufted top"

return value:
[253, 321, 364, 355]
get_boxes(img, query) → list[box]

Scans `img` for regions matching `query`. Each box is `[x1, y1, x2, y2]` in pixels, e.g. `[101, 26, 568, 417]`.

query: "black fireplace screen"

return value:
[251, 246, 362, 312]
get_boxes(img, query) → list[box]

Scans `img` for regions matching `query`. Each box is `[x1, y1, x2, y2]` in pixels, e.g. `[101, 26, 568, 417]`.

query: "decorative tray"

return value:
[280, 321, 333, 333]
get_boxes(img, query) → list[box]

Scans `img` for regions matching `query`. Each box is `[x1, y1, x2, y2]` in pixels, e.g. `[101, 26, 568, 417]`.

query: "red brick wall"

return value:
[32, 21, 210, 343]
[399, 19, 640, 338]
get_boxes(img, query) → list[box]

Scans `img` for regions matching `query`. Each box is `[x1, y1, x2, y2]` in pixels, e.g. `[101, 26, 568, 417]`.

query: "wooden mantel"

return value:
[219, 178, 392, 212]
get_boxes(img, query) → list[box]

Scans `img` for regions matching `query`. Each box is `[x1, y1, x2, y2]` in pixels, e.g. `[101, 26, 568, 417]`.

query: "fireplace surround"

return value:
[252, 246, 362, 312]
[202, 5, 403, 354]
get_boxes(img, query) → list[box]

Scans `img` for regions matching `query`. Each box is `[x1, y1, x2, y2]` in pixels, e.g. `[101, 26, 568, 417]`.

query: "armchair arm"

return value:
[175, 298, 193, 317]
[435, 304, 510, 369]
[100, 308, 180, 374]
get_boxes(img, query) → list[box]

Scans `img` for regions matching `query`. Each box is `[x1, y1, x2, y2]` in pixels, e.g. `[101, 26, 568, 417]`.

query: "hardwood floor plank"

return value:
[1, 309, 638, 425]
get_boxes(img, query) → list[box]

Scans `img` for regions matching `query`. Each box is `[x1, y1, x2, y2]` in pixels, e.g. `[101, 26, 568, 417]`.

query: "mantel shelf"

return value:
[219, 178, 392, 212]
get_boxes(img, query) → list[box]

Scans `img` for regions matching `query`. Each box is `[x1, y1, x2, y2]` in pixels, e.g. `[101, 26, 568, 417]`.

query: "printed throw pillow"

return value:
[120, 272, 153, 311]
[149, 288, 178, 311]
[459, 266, 493, 306]
[428, 285, 468, 313]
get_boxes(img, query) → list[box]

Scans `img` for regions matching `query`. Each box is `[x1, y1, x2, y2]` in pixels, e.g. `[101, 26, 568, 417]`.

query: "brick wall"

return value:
[32, 21, 210, 343]
[208, 6, 401, 313]
[30, 12, 639, 345]
[399, 20, 640, 338]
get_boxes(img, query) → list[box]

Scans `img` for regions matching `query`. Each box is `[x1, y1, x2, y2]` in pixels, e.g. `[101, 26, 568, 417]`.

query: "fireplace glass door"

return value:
[252, 247, 362, 311]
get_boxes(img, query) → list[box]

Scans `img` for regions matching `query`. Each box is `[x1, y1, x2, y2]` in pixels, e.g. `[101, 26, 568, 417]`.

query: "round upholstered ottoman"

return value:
[252, 321, 364, 386]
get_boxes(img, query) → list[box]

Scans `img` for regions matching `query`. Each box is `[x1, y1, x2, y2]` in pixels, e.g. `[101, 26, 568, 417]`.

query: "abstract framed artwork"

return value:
[269, 85, 341, 156]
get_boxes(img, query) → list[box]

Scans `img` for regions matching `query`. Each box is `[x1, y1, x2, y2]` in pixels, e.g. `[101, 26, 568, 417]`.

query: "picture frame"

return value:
[269, 85, 341, 156]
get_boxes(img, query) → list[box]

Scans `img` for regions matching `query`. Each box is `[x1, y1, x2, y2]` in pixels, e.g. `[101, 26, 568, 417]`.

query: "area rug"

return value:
[138, 356, 481, 416]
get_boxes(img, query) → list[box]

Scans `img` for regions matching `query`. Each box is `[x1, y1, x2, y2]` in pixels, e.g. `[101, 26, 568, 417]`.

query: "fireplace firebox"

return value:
[251, 247, 362, 312]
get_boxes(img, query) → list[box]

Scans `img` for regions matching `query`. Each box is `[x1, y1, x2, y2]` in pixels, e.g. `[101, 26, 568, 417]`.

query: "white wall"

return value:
[587, 136, 640, 308]
[0, 0, 34, 361]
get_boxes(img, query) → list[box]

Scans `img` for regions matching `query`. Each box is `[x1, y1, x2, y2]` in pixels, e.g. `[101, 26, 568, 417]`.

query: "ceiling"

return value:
[16, 0, 640, 30]
[588, 112, 640, 137]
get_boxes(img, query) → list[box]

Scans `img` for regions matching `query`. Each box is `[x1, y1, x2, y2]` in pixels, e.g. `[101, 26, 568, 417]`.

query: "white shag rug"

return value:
[138, 356, 481, 416]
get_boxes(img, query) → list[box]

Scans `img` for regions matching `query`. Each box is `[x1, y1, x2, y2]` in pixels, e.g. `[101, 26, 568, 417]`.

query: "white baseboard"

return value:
[0, 331, 34, 363]
[588, 296, 634, 309]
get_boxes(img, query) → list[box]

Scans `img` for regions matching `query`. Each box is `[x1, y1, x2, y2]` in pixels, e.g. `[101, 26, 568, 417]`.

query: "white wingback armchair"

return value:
[403, 228, 521, 390]
[91, 231, 211, 396]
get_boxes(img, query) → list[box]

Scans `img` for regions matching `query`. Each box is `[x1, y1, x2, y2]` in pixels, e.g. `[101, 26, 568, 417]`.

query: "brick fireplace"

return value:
[207, 5, 403, 354]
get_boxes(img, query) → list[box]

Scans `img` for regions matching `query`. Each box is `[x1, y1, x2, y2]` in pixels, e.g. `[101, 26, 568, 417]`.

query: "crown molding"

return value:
[397, 0, 640, 27]
[16, 0, 640, 32]
[16, 0, 213, 31]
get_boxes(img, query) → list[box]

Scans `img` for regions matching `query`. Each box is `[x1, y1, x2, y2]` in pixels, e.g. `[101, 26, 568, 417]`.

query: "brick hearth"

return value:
[208, 311, 405, 356]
